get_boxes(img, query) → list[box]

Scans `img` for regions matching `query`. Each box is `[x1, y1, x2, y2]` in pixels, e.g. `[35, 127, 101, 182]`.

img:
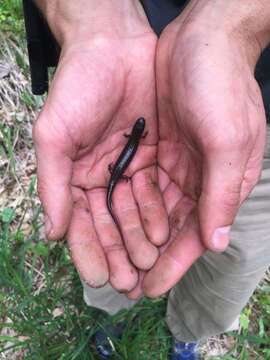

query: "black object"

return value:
[22, 0, 60, 94]
[140, 0, 188, 36]
[107, 118, 147, 237]
[94, 316, 126, 358]
[255, 45, 270, 122]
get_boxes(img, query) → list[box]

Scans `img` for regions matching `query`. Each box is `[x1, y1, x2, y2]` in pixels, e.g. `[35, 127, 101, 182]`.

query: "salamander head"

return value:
[135, 117, 145, 131]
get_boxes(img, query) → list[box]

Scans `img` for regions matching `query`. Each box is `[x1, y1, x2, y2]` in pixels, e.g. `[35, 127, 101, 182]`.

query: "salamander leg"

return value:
[142, 130, 148, 139]
[121, 174, 130, 182]
[123, 133, 131, 138]
[108, 163, 114, 174]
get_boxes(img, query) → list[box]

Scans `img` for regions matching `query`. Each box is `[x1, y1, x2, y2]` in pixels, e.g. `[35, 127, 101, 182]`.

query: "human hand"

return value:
[33, 0, 169, 292]
[128, 0, 268, 299]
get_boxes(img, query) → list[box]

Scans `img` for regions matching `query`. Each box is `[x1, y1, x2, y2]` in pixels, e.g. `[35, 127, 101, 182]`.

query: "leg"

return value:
[82, 281, 139, 357]
[82, 281, 138, 315]
[142, 130, 148, 138]
[108, 163, 114, 174]
[167, 126, 270, 342]
[121, 174, 131, 182]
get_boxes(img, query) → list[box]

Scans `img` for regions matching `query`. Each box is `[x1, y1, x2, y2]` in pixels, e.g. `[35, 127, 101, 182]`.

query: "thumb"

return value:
[198, 151, 245, 253]
[33, 118, 73, 241]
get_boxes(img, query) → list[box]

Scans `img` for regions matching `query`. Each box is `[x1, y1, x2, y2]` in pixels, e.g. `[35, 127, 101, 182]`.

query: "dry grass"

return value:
[0, 32, 45, 360]
[0, 32, 44, 234]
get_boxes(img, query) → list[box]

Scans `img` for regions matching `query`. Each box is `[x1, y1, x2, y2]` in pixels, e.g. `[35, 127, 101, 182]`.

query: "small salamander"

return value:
[107, 117, 147, 235]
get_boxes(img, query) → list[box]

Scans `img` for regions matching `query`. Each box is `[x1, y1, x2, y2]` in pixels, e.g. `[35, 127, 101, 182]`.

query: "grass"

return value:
[0, 2, 270, 359]
[0, 208, 171, 359]
[0, 0, 24, 34]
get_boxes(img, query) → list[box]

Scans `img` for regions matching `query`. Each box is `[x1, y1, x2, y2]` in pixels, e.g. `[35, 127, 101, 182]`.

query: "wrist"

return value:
[177, 0, 270, 69]
[33, 0, 150, 46]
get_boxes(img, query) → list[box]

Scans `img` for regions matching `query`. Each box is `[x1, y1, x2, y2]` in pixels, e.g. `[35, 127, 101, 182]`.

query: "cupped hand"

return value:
[33, 23, 169, 293]
[128, 3, 267, 299]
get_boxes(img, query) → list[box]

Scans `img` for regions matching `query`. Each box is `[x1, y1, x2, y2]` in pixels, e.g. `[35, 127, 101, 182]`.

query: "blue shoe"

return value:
[170, 338, 201, 360]
[94, 316, 126, 358]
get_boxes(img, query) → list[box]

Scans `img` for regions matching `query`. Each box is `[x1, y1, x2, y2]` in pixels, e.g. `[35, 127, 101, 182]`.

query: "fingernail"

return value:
[45, 214, 52, 237]
[211, 226, 231, 252]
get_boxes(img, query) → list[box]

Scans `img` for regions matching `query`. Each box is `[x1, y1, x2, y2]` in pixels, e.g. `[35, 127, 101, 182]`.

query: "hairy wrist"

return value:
[33, 0, 150, 46]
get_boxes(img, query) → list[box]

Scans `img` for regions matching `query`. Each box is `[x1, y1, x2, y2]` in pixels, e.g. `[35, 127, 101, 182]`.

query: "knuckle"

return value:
[32, 116, 47, 145]
[242, 170, 262, 198]
[216, 188, 241, 218]
[33, 114, 62, 148]
[203, 126, 251, 153]
[222, 181, 241, 204]
[222, 193, 241, 212]
[247, 173, 261, 189]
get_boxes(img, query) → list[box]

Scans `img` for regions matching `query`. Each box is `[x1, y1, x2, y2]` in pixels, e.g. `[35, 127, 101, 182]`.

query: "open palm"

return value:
[34, 30, 169, 293]
[138, 15, 266, 298]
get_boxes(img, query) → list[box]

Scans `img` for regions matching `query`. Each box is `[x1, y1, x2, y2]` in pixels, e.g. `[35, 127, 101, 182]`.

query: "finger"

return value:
[125, 182, 185, 299]
[162, 181, 184, 214]
[67, 187, 109, 288]
[125, 270, 145, 300]
[113, 180, 159, 270]
[239, 120, 266, 201]
[198, 149, 247, 253]
[132, 166, 169, 246]
[158, 167, 170, 192]
[130, 195, 195, 299]
[87, 188, 138, 292]
[33, 117, 73, 241]
[142, 210, 206, 298]
[167, 195, 196, 242]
